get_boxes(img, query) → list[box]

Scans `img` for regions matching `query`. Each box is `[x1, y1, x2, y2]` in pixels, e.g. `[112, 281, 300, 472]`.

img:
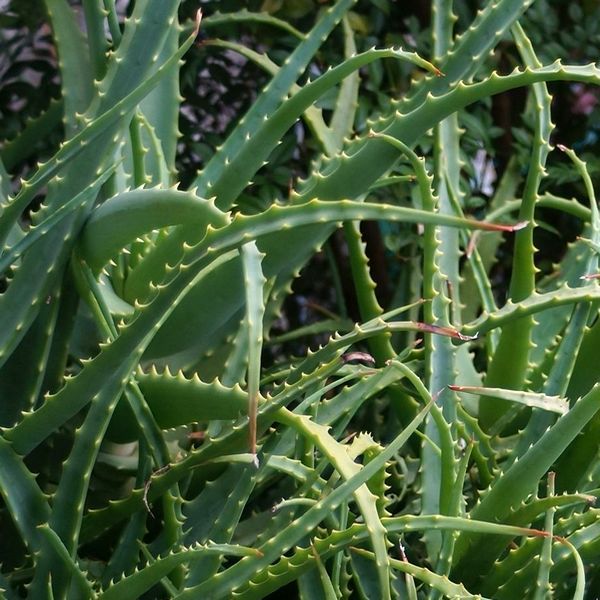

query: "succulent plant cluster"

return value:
[0, 0, 599, 598]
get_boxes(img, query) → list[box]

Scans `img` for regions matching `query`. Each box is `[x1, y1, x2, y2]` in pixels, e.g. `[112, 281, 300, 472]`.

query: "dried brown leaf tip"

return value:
[341, 352, 376, 365]
[416, 322, 477, 341]
[448, 384, 480, 392]
[474, 219, 529, 232]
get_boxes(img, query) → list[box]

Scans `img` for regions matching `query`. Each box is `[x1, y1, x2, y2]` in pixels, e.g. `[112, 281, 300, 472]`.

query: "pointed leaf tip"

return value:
[415, 322, 477, 341]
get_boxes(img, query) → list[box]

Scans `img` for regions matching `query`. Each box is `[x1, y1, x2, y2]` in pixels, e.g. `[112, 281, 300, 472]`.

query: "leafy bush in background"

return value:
[1, 1, 600, 598]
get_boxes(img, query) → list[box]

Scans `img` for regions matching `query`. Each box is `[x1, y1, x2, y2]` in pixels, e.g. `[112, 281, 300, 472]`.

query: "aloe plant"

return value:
[0, 1, 599, 598]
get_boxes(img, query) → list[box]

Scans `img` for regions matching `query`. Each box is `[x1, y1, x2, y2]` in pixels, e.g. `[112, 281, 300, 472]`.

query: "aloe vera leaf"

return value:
[0, 435, 50, 553]
[343, 220, 393, 362]
[135, 199, 515, 360]
[0, 6, 194, 238]
[91, 2, 185, 114]
[202, 9, 306, 39]
[481, 21, 554, 429]
[559, 540, 587, 600]
[205, 46, 438, 211]
[39, 271, 80, 397]
[35, 524, 95, 598]
[450, 385, 568, 414]
[429, 0, 462, 418]
[387, 362, 454, 509]
[183, 463, 256, 547]
[235, 516, 547, 599]
[533, 473, 556, 600]
[0, 13, 198, 373]
[461, 284, 600, 338]
[98, 542, 261, 600]
[0, 98, 63, 171]
[184, 463, 257, 587]
[177, 403, 431, 599]
[132, 66, 600, 365]
[101, 441, 152, 588]
[451, 381, 600, 586]
[456, 403, 496, 487]
[394, 0, 462, 533]
[305, 545, 338, 600]
[81, 359, 344, 542]
[30, 377, 139, 596]
[78, 188, 228, 273]
[125, 46, 441, 303]
[480, 507, 598, 595]
[432, 430, 473, 595]
[263, 455, 324, 489]
[187, 200, 521, 266]
[548, 525, 598, 588]
[300, 62, 600, 207]
[516, 149, 600, 466]
[300, 0, 537, 202]
[266, 318, 353, 345]
[377, 174, 419, 189]
[108, 368, 247, 442]
[392, 358, 458, 576]
[205, 39, 333, 155]
[510, 493, 596, 529]
[71, 249, 173, 467]
[139, 257, 245, 362]
[138, 25, 181, 178]
[461, 157, 521, 327]
[135, 110, 170, 185]
[487, 521, 597, 599]
[536, 149, 600, 490]
[128, 113, 148, 187]
[353, 547, 488, 600]
[398, 0, 536, 115]
[137, 542, 178, 598]
[0, 18, 198, 240]
[3, 247, 238, 457]
[277, 409, 392, 600]
[0, 299, 59, 426]
[191, 0, 356, 201]
[82, 0, 109, 79]
[242, 241, 266, 457]
[44, 0, 93, 135]
[0, 167, 115, 275]
[217, 317, 249, 388]
[121, 381, 171, 466]
[102, 0, 121, 44]
[329, 16, 359, 151]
